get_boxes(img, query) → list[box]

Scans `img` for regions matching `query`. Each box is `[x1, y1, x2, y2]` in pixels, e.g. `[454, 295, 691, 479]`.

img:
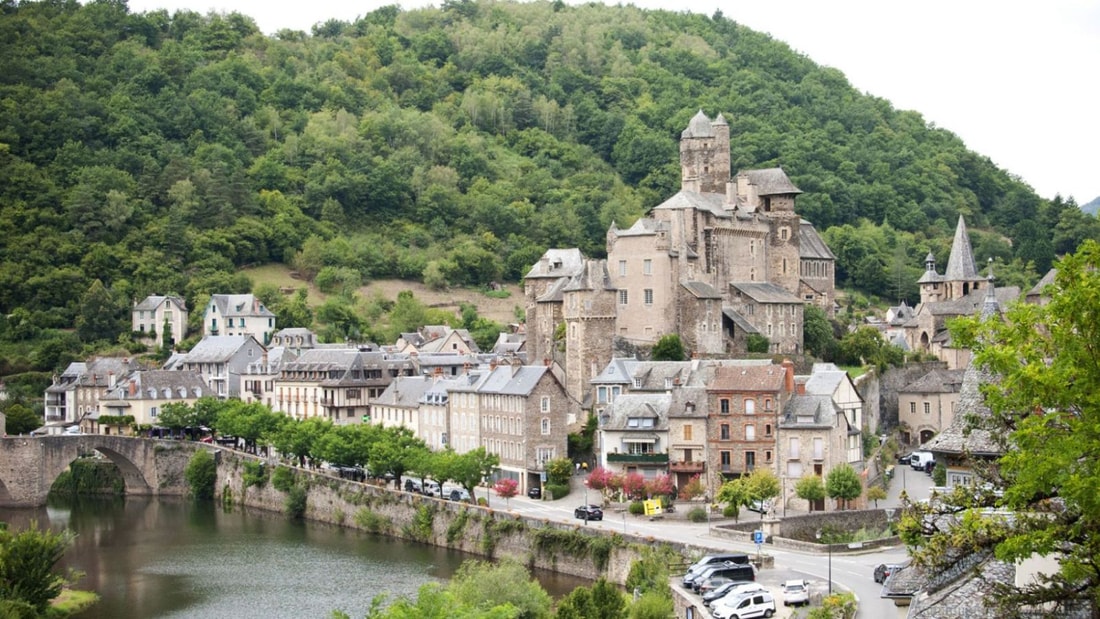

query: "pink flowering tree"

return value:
[646, 474, 675, 499]
[585, 467, 615, 503]
[622, 472, 647, 501]
[678, 474, 705, 500]
[493, 477, 519, 508]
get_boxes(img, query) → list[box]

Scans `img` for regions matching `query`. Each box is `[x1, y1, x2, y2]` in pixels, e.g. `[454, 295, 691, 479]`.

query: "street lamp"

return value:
[816, 529, 832, 595]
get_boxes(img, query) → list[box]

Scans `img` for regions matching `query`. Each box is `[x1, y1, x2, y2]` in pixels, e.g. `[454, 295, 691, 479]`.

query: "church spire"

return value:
[944, 216, 979, 281]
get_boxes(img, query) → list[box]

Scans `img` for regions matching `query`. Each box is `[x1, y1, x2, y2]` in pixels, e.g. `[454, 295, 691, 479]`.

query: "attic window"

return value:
[627, 417, 655, 429]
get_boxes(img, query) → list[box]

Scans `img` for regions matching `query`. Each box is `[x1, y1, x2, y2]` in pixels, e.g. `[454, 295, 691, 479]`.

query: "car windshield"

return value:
[784, 583, 805, 591]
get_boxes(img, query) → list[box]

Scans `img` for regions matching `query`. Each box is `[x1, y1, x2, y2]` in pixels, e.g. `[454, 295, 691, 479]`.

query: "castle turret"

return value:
[679, 111, 730, 194]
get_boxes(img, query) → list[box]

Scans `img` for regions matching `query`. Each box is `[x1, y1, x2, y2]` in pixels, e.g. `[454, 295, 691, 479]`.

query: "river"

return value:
[0, 496, 589, 618]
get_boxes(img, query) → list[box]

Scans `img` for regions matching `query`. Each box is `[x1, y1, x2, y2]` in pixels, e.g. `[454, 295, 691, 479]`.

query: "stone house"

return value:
[45, 357, 141, 431]
[132, 295, 188, 349]
[169, 335, 265, 399]
[203, 294, 276, 345]
[372, 375, 433, 443]
[98, 370, 208, 430]
[802, 363, 864, 465]
[666, 386, 709, 492]
[396, 325, 481, 355]
[897, 368, 965, 446]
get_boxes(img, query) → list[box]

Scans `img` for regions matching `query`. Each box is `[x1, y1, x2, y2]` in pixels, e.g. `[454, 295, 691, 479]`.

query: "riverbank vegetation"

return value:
[0, 522, 93, 618]
[49, 457, 125, 496]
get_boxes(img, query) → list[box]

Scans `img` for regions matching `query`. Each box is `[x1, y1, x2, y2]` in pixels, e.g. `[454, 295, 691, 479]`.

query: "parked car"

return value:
[909, 451, 934, 470]
[746, 499, 772, 514]
[421, 480, 442, 497]
[781, 579, 809, 606]
[683, 553, 751, 587]
[527, 485, 542, 499]
[702, 581, 766, 607]
[690, 562, 755, 592]
[697, 575, 734, 595]
[574, 505, 603, 521]
[711, 590, 775, 619]
[404, 478, 423, 494]
[874, 563, 902, 584]
[447, 487, 472, 502]
[897, 451, 912, 464]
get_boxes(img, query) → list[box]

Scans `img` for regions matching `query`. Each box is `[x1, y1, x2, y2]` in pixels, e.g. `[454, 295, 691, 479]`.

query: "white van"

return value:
[711, 590, 775, 619]
[910, 451, 934, 470]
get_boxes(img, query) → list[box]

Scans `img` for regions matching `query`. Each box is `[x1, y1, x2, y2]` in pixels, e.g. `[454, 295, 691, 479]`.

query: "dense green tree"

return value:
[0, 523, 75, 614]
[650, 334, 684, 361]
[555, 578, 626, 619]
[76, 279, 125, 343]
[2, 403, 41, 435]
[447, 559, 552, 619]
[824, 463, 862, 510]
[795, 474, 826, 511]
[803, 304, 838, 361]
[899, 240, 1100, 613]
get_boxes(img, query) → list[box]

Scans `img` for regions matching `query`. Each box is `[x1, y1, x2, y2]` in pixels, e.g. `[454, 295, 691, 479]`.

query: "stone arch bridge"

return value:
[0, 435, 205, 507]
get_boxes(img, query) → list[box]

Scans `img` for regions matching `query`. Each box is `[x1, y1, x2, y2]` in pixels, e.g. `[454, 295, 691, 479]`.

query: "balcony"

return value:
[607, 453, 669, 464]
[668, 460, 705, 473]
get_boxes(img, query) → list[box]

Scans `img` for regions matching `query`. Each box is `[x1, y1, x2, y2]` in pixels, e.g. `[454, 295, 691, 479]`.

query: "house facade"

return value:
[898, 368, 965, 446]
[132, 295, 188, 349]
[599, 393, 671, 478]
[203, 294, 276, 345]
[98, 370, 208, 430]
[171, 335, 265, 399]
[45, 357, 140, 431]
[706, 363, 789, 481]
[275, 347, 416, 424]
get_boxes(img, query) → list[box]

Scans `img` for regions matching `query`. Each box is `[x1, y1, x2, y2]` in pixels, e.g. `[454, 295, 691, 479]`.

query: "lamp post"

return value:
[816, 529, 832, 595]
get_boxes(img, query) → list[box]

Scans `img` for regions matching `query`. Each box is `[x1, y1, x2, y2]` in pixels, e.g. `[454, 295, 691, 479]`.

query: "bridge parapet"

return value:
[0, 436, 203, 507]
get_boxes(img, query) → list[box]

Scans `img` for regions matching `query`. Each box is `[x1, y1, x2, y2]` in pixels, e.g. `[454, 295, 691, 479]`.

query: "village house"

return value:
[132, 295, 188, 349]
[395, 325, 481, 355]
[241, 346, 296, 410]
[706, 363, 789, 481]
[167, 334, 265, 399]
[599, 392, 672, 479]
[44, 357, 141, 432]
[897, 367, 964, 447]
[203, 293, 276, 345]
[371, 375, 433, 442]
[275, 347, 416, 424]
[98, 370, 208, 430]
[269, 327, 319, 351]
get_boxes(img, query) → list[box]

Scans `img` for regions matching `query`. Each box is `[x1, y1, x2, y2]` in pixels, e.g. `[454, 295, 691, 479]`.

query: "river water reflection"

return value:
[0, 496, 589, 618]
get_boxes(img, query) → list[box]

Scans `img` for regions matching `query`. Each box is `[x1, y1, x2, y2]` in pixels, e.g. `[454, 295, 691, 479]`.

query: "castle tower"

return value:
[942, 216, 985, 300]
[562, 260, 617, 404]
[679, 111, 730, 194]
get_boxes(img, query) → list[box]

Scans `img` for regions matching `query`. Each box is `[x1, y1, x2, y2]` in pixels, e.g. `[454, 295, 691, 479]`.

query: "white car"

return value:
[711, 590, 775, 619]
[781, 579, 809, 606]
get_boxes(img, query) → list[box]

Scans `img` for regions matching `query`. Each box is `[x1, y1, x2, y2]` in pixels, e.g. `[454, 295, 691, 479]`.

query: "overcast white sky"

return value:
[126, 0, 1100, 204]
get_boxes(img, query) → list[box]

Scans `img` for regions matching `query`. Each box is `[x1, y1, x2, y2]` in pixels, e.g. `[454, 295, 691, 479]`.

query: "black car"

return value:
[574, 504, 603, 521]
[527, 486, 542, 499]
[874, 563, 902, 584]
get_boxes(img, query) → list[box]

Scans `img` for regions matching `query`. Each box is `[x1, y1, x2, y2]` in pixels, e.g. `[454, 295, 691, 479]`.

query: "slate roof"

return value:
[524, 248, 585, 279]
[738, 168, 801, 195]
[721, 307, 760, 334]
[210, 293, 275, 318]
[680, 110, 725, 138]
[729, 282, 803, 303]
[799, 220, 836, 260]
[651, 190, 730, 218]
[182, 335, 258, 363]
[681, 280, 723, 299]
[491, 332, 526, 356]
[101, 370, 207, 402]
[477, 364, 550, 396]
[602, 393, 672, 432]
[802, 363, 850, 397]
[1027, 268, 1056, 299]
[610, 217, 670, 237]
[134, 295, 186, 312]
[944, 216, 980, 281]
[372, 375, 432, 408]
[780, 393, 837, 428]
[900, 369, 966, 394]
[562, 259, 614, 293]
[47, 357, 140, 391]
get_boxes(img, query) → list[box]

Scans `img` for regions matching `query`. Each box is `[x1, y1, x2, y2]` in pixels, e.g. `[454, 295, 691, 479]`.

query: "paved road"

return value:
[470, 468, 935, 618]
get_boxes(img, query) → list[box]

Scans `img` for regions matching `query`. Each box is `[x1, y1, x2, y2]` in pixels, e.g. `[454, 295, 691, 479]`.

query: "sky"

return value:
[125, 0, 1100, 204]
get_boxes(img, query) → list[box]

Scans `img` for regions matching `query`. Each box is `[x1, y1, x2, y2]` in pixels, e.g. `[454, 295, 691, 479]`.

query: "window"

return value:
[683, 424, 693, 440]
[909, 402, 916, 414]
[150, 407, 158, 418]
[765, 450, 772, 462]
[720, 399, 730, 414]
[764, 398, 772, 410]
[628, 442, 655, 455]
[720, 451, 731, 471]
[597, 386, 609, 404]
[541, 418, 550, 435]
[780, 228, 789, 240]
[787, 461, 803, 477]
[643, 259, 652, 275]
[745, 451, 756, 469]
[813, 437, 824, 459]
[720, 424, 730, 440]
[644, 289, 654, 305]
[923, 402, 931, 415]
[745, 399, 755, 415]
[745, 424, 755, 440]
[347, 389, 360, 400]
[789, 437, 800, 459]
[541, 396, 550, 412]
[765, 424, 772, 437]
[619, 290, 628, 305]
[619, 260, 626, 276]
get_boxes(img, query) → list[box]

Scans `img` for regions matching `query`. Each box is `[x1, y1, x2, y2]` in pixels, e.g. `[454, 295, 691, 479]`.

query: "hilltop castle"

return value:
[525, 111, 836, 402]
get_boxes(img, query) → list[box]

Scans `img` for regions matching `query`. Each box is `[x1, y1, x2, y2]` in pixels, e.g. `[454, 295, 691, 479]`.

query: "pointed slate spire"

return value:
[944, 216, 979, 281]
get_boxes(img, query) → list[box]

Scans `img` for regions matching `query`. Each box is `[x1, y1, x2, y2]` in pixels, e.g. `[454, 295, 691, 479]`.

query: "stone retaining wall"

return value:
[214, 450, 724, 584]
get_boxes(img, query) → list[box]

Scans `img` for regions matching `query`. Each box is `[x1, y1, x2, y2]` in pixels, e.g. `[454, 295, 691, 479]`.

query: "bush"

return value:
[686, 507, 708, 523]
[722, 504, 739, 518]
[272, 466, 296, 492]
[628, 501, 645, 515]
[242, 461, 267, 488]
[545, 483, 570, 500]
[285, 485, 307, 519]
[184, 450, 216, 500]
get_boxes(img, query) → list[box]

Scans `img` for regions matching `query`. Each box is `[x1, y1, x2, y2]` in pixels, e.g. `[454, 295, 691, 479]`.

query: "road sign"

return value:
[753, 530, 764, 544]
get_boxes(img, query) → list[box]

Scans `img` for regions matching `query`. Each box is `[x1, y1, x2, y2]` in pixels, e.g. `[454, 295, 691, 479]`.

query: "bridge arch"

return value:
[0, 436, 200, 507]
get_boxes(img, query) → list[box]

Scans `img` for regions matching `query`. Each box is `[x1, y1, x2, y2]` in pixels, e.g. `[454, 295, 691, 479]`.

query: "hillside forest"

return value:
[1, 0, 1097, 389]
